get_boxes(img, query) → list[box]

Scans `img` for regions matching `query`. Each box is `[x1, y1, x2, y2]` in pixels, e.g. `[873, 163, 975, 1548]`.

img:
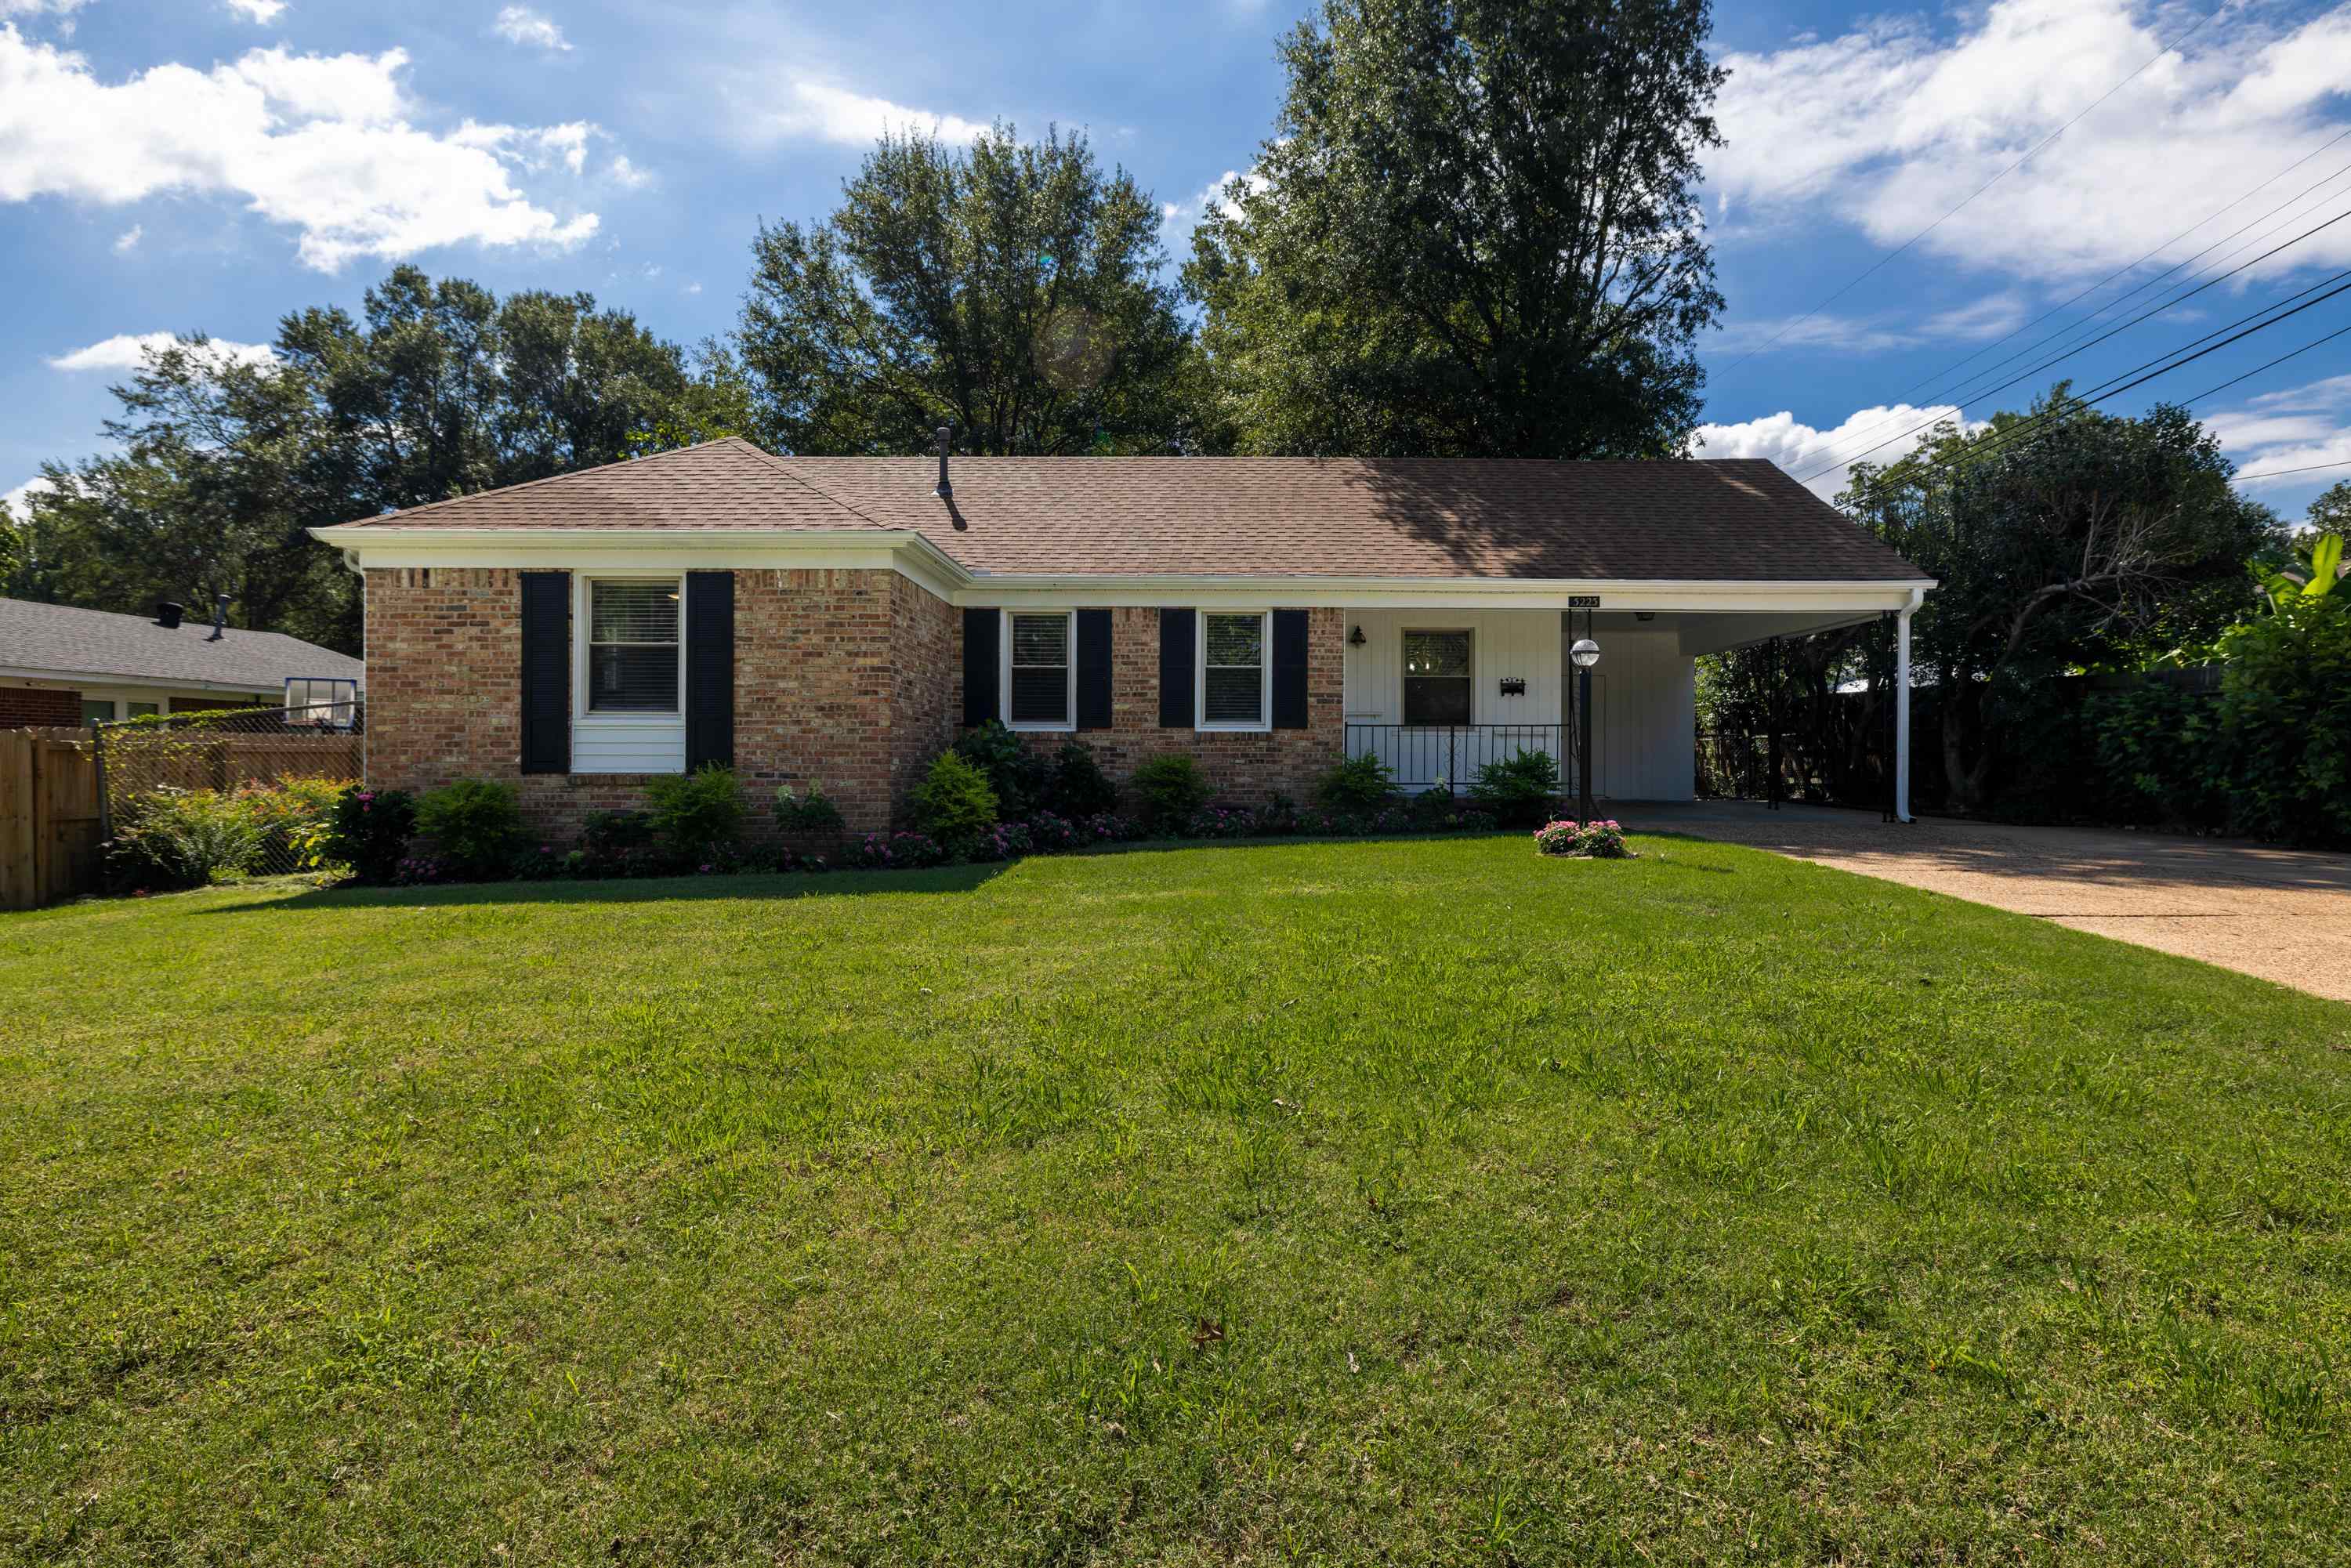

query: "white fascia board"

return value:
[0, 666, 288, 697]
[309, 527, 972, 602]
[955, 574, 1936, 613]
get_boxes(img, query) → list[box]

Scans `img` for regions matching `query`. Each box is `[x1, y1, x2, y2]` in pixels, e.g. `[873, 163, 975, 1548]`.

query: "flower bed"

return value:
[1534, 818, 1633, 859]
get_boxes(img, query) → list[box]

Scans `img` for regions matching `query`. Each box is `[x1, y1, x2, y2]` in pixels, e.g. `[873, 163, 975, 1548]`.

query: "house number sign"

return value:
[1566, 595, 1602, 608]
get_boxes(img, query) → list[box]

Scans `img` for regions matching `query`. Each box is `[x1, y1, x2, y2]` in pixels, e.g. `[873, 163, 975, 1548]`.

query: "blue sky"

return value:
[5, 0, 2351, 528]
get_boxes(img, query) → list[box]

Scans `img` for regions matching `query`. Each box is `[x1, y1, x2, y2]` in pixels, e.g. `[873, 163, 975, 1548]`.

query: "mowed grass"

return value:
[2, 834, 2349, 1565]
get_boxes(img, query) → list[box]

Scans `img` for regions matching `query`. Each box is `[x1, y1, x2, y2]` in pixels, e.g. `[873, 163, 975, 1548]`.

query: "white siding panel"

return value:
[1569, 627, 1694, 801]
[1342, 609, 1564, 725]
[572, 719, 686, 774]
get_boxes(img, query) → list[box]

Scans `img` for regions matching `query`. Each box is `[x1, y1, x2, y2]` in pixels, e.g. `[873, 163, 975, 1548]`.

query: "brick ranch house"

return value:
[310, 438, 1933, 837]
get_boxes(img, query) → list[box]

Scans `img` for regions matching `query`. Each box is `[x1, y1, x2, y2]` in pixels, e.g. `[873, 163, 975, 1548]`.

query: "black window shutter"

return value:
[685, 570, 734, 771]
[518, 570, 570, 775]
[962, 608, 999, 726]
[1076, 609, 1113, 730]
[1157, 607, 1195, 728]
[1272, 609, 1310, 730]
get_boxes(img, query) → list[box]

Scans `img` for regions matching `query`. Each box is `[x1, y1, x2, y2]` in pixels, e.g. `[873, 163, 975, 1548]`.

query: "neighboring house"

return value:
[311, 437, 1933, 835]
[0, 596, 364, 728]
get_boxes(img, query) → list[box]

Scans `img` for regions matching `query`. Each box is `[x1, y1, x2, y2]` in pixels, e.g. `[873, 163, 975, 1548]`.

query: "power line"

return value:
[1816, 144, 2351, 467]
[1846, 294, 2351, 491]
[1850, 127, 2351, 428]
[1714, 1, 2232, 376]
[2233, 458, 2351, 482]
[1797, 231, 2351, 484]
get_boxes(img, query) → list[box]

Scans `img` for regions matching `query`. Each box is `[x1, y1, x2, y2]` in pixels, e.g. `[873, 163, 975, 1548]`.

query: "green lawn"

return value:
[3, 834, 2348, 1564]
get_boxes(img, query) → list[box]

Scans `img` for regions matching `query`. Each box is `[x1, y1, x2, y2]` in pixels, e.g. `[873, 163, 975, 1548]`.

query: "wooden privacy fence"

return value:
[1, 712, 366, 909]
[0, 730, 103, 911]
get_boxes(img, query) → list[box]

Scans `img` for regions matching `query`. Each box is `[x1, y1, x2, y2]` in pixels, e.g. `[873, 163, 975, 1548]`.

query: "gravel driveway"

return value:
[1637, 801, 2351, 1003]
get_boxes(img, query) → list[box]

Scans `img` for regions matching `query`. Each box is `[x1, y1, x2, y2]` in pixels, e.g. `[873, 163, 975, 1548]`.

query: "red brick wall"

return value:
[364, 565, 959, 839]
[0, 686, 82, 729]
[963, 607, 1347, 807]
[889, 574, 960, 806]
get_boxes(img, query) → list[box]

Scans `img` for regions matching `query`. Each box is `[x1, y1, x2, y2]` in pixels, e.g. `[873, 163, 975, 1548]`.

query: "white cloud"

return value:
[0, 2, 91, 16]
[1696, 404, 1991, 499]
[226, 0, 286, 22]
[606, 152, 650, 189]
[1157, 168, 1267, 254]
[729, 78, 986, 147]
[2207, 374, 2351, 489]
[1712, 0, 2351, 283]
[47, 331, 278, 371]
[110, 222, 140, 252]
[492, 6, 570, 53]
[2, 475, 52, 525]
[0, 28, 605, 270]
[1713, 292, 2032, 356]
[681, 280, 701, 295]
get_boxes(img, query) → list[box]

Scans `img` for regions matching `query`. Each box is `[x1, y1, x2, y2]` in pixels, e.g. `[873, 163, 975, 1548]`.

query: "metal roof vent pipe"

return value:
[154, 600, 185, 629]
[933, 424, 953, 499]
[207, 591, 230, 642]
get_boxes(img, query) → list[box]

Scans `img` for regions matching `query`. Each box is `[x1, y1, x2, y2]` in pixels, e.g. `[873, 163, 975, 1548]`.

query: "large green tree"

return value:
[1841, 392, 2277, 810]
[1186, 0, 1726, 458]
[736, 123, 1195, 455]
[15, 269, 737, 654]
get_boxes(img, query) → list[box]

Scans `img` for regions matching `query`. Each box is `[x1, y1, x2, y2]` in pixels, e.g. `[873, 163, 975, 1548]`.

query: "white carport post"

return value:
[1894, 592, 1917, 824]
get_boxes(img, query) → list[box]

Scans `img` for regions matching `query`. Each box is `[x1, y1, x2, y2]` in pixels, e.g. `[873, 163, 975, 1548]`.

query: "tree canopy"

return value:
[737, 123, 1195, 456]
[1185, 0, 1727, 458]
[10, 267, 738, 654]
[1840, 391, 2277, 807]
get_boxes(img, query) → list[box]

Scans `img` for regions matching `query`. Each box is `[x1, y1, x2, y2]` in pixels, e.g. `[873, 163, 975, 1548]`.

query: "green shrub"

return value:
[645, 764, 748, 853]
[951, 721, 1052, 817]
[1467, 748, 1563, 827]
[1132, 753, 1210, 829]
[1049, 740, 1120, 817]
[415, 779, 525, 879]
[324, 786, 417, 882]
[2217, 592, 2351, 846]
[2089, 685, 2225, 831]
[229, 776, 351, 871]
[104, 787, 265, 891]
[1313, 751, 1397, 813]
[581, 808, 656, 853]
[910, 749, 1002, 851]
[773, 781, 846, 835]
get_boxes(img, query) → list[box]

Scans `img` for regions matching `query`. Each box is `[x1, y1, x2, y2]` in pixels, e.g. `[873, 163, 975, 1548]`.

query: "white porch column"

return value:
[1894, 602, 1914, 824]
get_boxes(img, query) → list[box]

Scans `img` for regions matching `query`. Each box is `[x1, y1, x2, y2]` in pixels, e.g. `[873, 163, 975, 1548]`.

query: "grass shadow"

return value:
[194, 860, 1014, 916]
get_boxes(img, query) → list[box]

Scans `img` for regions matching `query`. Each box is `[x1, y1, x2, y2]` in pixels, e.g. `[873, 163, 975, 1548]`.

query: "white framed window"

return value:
[1197, 610, 1270, 730]
[1002, 610, 1075, 730]
[1403, 629, 1474, 726]
[578, 576, 683, 718]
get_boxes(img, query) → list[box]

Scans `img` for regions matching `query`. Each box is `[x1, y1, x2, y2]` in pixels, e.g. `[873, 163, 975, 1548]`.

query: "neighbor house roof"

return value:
[326, 436, 1929, 583]
[0, 597, 364, 690]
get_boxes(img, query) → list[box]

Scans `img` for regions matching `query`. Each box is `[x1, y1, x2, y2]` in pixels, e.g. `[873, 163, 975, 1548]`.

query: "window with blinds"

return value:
[1007, 611, 1073, 727]
[587, 579, 681, 713]
[1403, 630, 1473, 726]
[1201, 611, 1267, 727]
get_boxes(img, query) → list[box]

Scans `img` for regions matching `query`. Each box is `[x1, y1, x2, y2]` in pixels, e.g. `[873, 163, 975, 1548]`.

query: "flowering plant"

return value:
[1534, 819, 1632, 859]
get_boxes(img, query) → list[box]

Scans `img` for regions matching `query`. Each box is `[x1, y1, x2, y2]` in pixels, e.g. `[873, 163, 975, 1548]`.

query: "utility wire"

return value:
[1714, 2, 2232, 376]
[1798, 232, 2351, 483]
[2232, 458, 2351, 482]
[1841, 290, 2351, 491]
[1810, 139, 2351, 465]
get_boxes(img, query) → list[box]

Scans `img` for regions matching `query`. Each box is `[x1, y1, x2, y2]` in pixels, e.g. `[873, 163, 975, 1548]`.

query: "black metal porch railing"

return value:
[1346, 724, 1567, 792]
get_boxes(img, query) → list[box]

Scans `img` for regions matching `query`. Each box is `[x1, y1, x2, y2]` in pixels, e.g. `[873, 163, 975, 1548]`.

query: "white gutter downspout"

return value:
[1896, 587, 1922, 824]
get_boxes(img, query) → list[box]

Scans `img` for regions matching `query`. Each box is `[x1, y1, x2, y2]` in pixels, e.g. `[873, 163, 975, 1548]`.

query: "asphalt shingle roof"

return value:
[0, 597, 364, 690]
[335, 437, 1929, 583]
